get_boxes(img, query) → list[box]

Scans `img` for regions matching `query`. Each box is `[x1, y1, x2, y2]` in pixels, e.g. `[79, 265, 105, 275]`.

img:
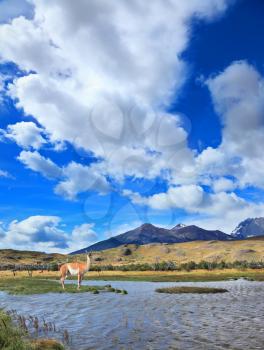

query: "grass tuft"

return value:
[155, 286, 228, 294]
[31, 338, 64, 350]
[0, 310, 64, 350]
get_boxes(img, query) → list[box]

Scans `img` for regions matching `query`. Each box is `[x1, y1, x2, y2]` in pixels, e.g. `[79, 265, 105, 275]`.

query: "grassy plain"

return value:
[92, 238, 264, 265]
[1, 237, 264, 267]
[1, 268, 264, 283]
[1, 238, 264, 284]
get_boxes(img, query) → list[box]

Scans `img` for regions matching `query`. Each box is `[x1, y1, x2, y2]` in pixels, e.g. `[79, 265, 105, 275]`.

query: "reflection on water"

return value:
[1, 279, 264, 350]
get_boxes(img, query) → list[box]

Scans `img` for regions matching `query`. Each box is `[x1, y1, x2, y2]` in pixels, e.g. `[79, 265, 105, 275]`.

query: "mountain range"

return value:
[231, 217, 264, 238]
[71, 217, 264, 254]
[71, 222, 232, 254]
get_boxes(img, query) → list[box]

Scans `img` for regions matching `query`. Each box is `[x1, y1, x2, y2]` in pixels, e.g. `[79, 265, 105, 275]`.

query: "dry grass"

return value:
[0, 270, 59, 279]
[1, 238, 264, 267]
[30, 339, 64, 350]
[0, 249, 66, 265]
[1, 268, 263, 282]
[77, 239, 264, 265]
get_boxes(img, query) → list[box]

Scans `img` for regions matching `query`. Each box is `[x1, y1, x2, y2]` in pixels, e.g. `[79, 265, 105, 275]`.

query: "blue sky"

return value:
[0, 0, 264, 252]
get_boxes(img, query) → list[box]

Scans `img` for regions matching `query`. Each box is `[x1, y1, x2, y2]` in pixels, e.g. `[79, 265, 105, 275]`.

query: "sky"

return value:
[0, 0, 264, 253]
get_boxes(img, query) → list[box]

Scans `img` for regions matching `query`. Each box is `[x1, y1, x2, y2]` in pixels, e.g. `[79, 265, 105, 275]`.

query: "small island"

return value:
[155, 286, 228, 294]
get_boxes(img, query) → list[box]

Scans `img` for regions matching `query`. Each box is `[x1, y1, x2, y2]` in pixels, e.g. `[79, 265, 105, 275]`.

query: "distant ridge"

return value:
[71, 223, 231, 254]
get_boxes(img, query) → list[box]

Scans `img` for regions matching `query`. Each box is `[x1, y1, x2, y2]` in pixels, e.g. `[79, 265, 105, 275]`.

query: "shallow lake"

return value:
[1, 279, 264, 349]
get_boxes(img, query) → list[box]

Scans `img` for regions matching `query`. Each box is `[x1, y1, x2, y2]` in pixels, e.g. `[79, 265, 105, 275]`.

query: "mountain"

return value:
[170, 224, 230, 242]
[172, 223, 186, 229]
[231, 217, 264, 238]
[71, 223, 231, 254]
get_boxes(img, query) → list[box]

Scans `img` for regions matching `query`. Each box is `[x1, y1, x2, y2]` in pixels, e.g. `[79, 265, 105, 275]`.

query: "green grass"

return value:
[0, 310, 31, 350]
[0, 310, 64, 350]
[0, 277, 117, 295]
[81, 271, 264, 282]
[156, 286, 228, 294]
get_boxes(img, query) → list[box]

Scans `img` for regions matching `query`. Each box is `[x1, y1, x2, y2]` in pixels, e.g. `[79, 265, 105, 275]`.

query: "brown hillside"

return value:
[1, 238, 264, 267]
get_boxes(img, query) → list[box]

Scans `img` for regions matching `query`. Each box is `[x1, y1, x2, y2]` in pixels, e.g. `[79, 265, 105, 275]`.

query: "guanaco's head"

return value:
[86, 250, 92, 257]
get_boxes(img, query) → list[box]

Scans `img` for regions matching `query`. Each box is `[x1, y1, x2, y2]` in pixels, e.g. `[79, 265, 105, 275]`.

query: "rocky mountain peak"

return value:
[231, 217, 264, 238]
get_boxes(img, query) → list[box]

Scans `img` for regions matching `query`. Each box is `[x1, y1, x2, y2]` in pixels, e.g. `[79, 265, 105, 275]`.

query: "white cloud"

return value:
[1, 215, 68, 251]
[0, 216, 99, 253]
[70, 223, 98, 251]
[124, 185, 264, 233]
[55, 162, 110, 200]
[186, 201, 264, 234]
[0, 169, 13, 179]
[202, 61, 264, 189]
[124, 184, 204, 211]
[72, 223, 97, 241]
[17, 150, 110, 198]
[4, 2, 263, 235]
[4, 121, 47, 149]
[212, 177, 236, 193]
[0, 0, 230, 185]
[18, 150, 62, 179]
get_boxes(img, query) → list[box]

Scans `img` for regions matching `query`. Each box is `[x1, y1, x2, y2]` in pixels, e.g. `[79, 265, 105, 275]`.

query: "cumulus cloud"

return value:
[3, 2, 263, 235]
[212, 177, 236, 193]
[18, 150, 62, 179]
[202, 61, 264, 189]
[4, 121, 47, 149]
[186, 201, 264, 234]
[124, 184, 264, 232]
[17, 150, 110, 198]
[0, 0, 230, 186]
[0, 216, 98, 253]
[69, 223, 98, 251]
[1, 215, 68, 251]
[55, 162, 110, 200]
[124, 185, 204, 211]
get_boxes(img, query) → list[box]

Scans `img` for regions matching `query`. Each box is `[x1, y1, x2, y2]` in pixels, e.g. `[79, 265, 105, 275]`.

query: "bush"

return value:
[0, 310, 29, 350]
[48, 263, 59, 271]
[122, 248, 132, 256]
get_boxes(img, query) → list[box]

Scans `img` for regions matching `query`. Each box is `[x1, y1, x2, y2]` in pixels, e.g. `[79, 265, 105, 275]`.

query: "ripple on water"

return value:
[0, 280, 264, 350]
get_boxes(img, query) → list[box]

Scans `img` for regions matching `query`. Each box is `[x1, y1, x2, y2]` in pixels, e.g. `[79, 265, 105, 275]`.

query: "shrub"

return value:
[122, 248, 132, 256]
[49, 263, 59, 271]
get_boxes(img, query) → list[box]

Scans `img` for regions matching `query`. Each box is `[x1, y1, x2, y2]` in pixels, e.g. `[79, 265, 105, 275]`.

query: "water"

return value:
[1, 279, 264, 350]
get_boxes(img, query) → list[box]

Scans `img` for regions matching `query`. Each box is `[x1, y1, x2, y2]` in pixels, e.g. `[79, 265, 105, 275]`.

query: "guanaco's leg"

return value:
[61, 275, 65, 289]
[77, 273, 82, 289]
[60, 265, 68, 290]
